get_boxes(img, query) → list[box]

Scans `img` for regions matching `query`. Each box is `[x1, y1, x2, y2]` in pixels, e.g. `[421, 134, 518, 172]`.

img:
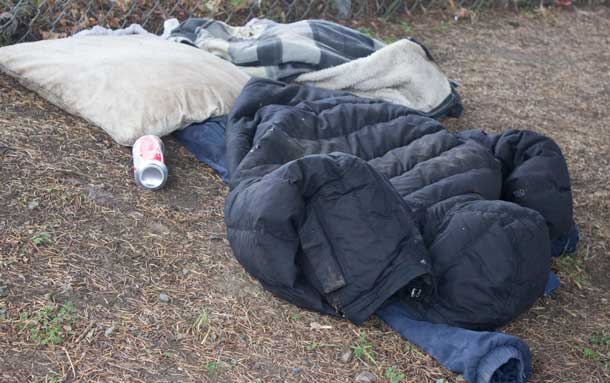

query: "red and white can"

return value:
[132, 135, 168, 190]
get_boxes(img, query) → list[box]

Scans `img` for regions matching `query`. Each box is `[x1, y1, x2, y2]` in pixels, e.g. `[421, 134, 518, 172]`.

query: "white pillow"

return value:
[0, 35, 249, 145]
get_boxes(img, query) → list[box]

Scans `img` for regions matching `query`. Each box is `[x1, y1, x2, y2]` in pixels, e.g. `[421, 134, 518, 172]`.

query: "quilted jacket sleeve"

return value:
[459, 129, 575, 243]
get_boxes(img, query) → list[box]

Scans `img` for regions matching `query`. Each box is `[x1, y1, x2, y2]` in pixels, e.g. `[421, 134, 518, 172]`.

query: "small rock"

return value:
[182, 269, 189, 276]
[104, 325, 115, 337]
[87, 185, 118, 207]
[148, 221, 170, 235]
[0, 307, 6, 319]
[355, 371, 377, 383]
[0, 286, 7, 298]
[159, 293, 170, 302]
[64, 177, 84, 186]
[340, 350, 352, 363]
[456, 375, 466, 382]
[128, 211, 144, 219]
[175, 332, 186, 340]
[291, 367, 302, 374]
[27, 201, 39, 210]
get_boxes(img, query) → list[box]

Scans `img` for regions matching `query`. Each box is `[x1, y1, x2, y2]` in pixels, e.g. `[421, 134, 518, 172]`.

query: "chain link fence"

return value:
[0, 0, 508, 44]
[0, 0, 605, 45]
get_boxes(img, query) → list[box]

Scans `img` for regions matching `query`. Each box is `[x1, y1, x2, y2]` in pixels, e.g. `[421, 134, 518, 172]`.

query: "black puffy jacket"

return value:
[224, 78, 575, 330]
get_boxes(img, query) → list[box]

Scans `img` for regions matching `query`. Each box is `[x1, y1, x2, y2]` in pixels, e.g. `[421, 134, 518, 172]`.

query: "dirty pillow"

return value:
[0, 35, 249, 145]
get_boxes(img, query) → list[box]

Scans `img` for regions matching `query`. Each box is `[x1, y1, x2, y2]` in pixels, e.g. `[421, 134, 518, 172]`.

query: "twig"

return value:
[63, 347, 76, 379]
[75, 321, 95, 343]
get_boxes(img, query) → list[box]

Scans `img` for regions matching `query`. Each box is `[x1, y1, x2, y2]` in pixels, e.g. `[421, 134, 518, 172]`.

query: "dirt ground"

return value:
[1, 7, 609, 383]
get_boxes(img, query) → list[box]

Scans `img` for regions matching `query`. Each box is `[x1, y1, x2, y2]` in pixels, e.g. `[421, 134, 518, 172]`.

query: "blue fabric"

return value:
[376, 271, 561, 383]
[173, 117, 229, 182]
[544, 271, 560, 297]
[376, 301, 532, 383]
[550, 224, 579, 257]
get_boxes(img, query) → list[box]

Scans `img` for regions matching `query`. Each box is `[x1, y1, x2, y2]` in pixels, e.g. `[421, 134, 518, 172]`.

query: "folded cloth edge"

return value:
[476, 345, 527, 383]
[376, 301, 533, 383]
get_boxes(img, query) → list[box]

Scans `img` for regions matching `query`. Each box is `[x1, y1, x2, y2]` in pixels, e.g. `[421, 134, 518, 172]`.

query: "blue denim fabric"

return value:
[173, 117, 229, 182]
[377, 301, 532, 383]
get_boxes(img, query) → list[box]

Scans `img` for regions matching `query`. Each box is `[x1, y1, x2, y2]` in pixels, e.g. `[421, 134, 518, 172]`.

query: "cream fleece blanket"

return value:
[295, 39, 453, 113]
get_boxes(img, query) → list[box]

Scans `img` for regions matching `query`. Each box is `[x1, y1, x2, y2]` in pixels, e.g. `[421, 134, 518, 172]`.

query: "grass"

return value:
[357, 26, 397, 44]
[193, 310, 210, 331]
[556, 253, 589, 288]
[193, 310, 213, 343]
[1, 7, 610, 383]
[399, 21, 412, 35]
[357, 27, 375, 37]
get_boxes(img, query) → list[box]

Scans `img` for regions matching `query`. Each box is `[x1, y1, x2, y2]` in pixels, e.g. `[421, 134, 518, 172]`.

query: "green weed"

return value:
[18, 302, 75, 345]
[590, 333, 610, 346]
[31, 232, 52, 246]
[352, 331, 377, 366]
[584, 347, 599, 360]
[306, 341, 319, 351]
[384, 366, 405, 383]
[204, 361, 222, 376]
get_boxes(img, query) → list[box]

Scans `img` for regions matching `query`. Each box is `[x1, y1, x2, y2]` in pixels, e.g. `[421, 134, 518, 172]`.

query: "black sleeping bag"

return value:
[224, 78, 575, 330]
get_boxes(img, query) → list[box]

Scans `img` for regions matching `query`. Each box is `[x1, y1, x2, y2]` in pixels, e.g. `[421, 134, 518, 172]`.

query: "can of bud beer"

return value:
[132, 135, 168, 190]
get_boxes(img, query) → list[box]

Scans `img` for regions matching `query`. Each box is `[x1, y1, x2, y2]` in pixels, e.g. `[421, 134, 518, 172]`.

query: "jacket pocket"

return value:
[299, 207, 347, 295]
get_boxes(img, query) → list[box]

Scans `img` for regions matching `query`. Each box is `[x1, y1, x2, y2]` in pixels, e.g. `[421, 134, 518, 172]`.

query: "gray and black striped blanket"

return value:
[168, 18, 385, 81]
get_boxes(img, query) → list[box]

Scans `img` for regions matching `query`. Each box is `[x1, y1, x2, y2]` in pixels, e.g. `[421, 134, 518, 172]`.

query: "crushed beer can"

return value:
[132, 135, 168, 190]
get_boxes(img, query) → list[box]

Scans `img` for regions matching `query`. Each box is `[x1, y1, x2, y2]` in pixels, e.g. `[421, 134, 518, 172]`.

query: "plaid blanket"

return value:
[168, 18, 385, 81]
